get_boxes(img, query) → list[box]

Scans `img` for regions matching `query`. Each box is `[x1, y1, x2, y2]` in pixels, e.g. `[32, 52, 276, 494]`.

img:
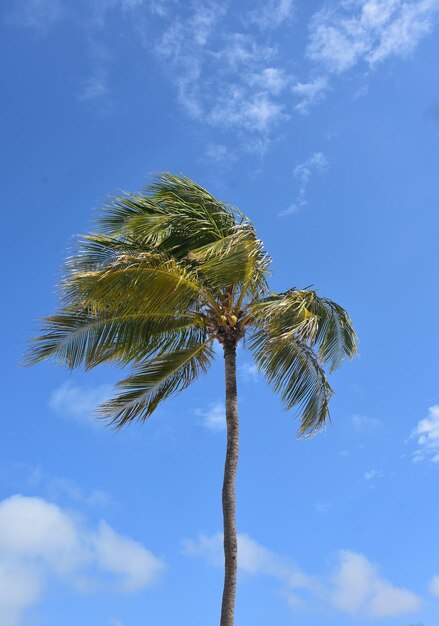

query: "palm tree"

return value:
[26, 173, 357, 626]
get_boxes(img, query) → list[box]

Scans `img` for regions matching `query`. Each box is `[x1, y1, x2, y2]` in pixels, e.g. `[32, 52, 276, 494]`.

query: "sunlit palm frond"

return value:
[99, 340, 214, 427]
[25, 308, 198, 369]
[189, 224, 271, 297]
[306, 294, 358, 371]
[250, 328, 333, 437]
[250, 289, 357, 372]
[62, 253, 218, 315]
[147, 173, 236, 238]
[98, 174, 238, 260]
[97, 192, 165, 236]
[65, 233, 150, 275]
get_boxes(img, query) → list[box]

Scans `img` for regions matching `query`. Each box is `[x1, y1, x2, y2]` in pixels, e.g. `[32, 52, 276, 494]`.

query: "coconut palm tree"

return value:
[26, 173, 357, 626]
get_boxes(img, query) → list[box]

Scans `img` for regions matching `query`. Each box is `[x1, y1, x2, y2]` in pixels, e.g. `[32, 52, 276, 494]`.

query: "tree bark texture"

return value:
[220, 340, 239, 626]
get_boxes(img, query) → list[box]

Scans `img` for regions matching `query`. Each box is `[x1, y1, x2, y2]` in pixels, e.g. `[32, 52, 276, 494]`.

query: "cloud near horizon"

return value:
[184, 532, 422, 618]
[0, 495, 164, 626]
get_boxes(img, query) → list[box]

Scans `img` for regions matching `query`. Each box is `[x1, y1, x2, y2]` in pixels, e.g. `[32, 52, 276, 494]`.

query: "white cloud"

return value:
[428, 575, 439, 596]
[78, 74, 108, 102]
[249, 0, 295, 30]
[11, 0, 439, 128]
[330, 550, 421, 617]
[290, 0, 439, 111]
[0, 561, 42, 626]
[364, 469, 384, 481]
[0, 495, 164, 626]
[208, 90, 286, 134]
[49, 381, 112, 425]
[94, 522, 163, 592]
[183, 532, 315, 591]
[279, 152, 328, 217]
[205, 143, 237, 165]
[248, 67, 289, 95]
[307, 0, 439, 74]
[154, 5, 290, 138]
[292, 76, 329, 113]
[197, 402, 226, 432]
[184, 532, 421, 617]
[412, 404, 439, 462]
[239, 362, 259, 383]
[293, 151, 328, 181]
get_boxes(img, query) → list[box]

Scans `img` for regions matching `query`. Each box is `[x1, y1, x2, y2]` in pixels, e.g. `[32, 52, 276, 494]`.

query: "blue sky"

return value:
[1, 1, 439, 625]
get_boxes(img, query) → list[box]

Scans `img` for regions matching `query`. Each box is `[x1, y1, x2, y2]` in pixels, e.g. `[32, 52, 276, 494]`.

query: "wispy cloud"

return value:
[429, 575, 439, 596]
[350, 414, 383, 432]
[0, 495, 164, 626]
[364, 469, 384, 481]
[49, 381, 112, 426]
[183, 532, 422, 617]
[239, 362, 259, 383]
[196, 402, 226, 432]
[153, 4, 290, 142]
[249, 0, 295, 30]
[279, 152, 328, 217]
[292, 76, 329, 114]
[10, 0, 439, 137]
[205, 143, 237, 166]
[78, 73, 109, 102]
[294, 0, 439, 111]
[412, 404, 439, 463]
[308, 0, 439, 73]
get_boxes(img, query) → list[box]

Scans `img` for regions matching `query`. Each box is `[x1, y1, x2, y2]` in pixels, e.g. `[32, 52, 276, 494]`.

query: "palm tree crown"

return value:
[27, 173, 357, 435]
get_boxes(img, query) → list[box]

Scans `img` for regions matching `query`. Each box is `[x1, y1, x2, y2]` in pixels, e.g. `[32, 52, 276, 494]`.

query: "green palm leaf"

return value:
[99, 340, 214, 427]
[62, 255, 217, 315]
[25, 309, 198, 369]
[250, 329, 333, 437]
[250, 289, 357, 373]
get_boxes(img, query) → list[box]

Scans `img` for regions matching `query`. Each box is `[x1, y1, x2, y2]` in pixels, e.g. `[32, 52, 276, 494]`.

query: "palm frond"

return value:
[189, 224, 270, 296]
[62, 254, 218, 315]
[250, 289, 357, 372]
[25, 308, 198, 369]
[99, 340, 214, 427]
[65, 233, 150, 275]
[250, 329, 333, 437]
[97, 174, 238, 260]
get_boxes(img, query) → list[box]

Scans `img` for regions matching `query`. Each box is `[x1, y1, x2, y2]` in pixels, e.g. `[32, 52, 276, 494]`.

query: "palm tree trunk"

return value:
[220, 339, 239, 626]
